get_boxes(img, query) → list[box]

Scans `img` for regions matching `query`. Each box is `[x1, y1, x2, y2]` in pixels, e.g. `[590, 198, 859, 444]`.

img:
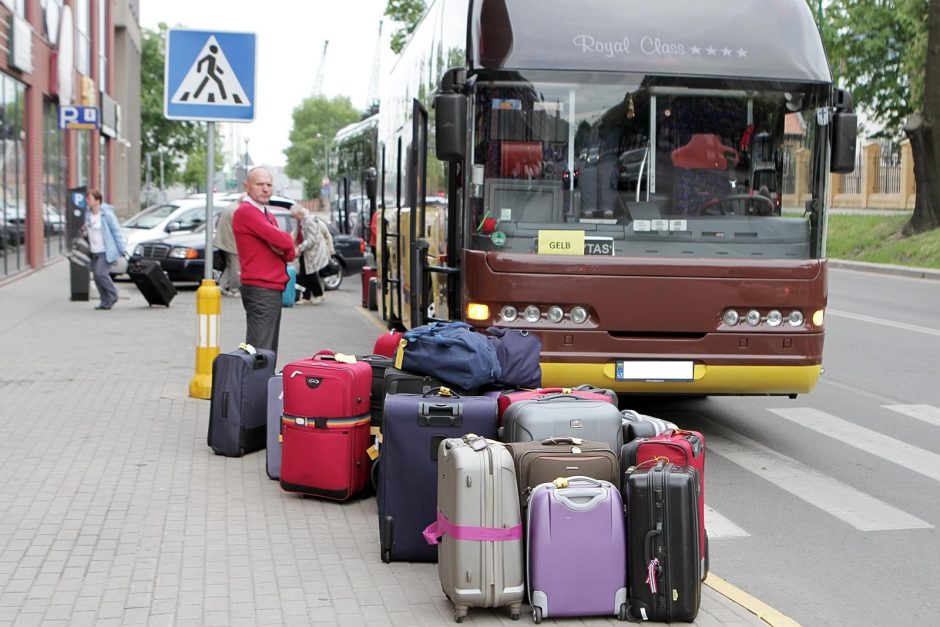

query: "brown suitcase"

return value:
[505, 437, 619, 509]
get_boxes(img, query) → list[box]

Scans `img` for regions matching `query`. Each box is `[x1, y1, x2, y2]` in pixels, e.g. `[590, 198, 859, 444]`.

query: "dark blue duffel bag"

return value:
[395, 321, 500, 390]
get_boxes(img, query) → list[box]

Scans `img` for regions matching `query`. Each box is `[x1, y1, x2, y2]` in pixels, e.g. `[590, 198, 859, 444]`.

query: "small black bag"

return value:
[318, 256, 340, 278]
[213, 249, 227, 272]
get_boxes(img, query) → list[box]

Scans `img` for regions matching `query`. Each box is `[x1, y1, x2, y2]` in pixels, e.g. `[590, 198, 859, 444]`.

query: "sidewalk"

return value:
[0, 261, 769, 626]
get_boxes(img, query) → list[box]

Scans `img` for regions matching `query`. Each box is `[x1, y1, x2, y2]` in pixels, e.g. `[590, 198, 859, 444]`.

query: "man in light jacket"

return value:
[214, 196, 242, 296]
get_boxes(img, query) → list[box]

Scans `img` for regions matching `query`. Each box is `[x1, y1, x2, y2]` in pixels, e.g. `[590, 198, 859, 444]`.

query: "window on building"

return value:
[99, 136, 108, 194]
[0, 73, 27, 278]
[77, 131, 90, 187]
[41, 0, 64, 44]
[97, 0, 108, 90]
[1, 0, 26, 17]
[44, 100, 67, 260]
[76, 0, 91, 76]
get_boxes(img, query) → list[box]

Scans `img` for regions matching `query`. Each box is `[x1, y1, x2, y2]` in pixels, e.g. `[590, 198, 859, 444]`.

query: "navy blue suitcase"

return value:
[377, 389, 498, 563]
[207, 345, 275, 457]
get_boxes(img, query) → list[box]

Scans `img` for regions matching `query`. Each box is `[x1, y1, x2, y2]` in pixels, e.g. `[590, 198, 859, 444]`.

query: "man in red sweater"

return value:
[232, 166, 296, 357]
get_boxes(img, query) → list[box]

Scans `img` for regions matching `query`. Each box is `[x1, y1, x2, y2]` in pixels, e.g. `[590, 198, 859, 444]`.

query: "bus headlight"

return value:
[570, 306, 588, 324]
[766, 310, 783, 327]
[523, 306, 541, 323]
[788, 310, 804, 327]
[500, 305, 518, 323]
[722, 309, 740, 326]
[812, 309, 825, 327]
[746, 309, 761, 326]
[547, 306, 564, 323]
[466, 303, 490, 321]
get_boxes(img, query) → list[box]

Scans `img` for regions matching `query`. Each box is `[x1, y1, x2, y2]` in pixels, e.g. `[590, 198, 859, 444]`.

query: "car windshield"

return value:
[468, 70, 826, 261]
[124, 204, 179, 229]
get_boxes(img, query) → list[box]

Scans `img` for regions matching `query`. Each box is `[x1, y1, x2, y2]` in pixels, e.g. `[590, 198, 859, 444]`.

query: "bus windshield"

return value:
[469, 71, 826, 261]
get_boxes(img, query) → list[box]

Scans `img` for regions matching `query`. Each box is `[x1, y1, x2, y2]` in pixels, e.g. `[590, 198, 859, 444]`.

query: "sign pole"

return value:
[189, 121, 221, 399]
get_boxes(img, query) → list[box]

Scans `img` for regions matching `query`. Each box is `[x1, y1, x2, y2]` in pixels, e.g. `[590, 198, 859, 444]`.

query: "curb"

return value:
[705, 574, 801, 627]
[829, 258, 940, 281]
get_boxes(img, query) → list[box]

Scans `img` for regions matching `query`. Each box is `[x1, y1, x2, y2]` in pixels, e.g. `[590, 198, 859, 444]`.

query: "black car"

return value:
[130, 201, 366, 289]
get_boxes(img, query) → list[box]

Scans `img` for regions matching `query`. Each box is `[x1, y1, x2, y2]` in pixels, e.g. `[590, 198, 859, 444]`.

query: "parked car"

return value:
[129, 197, 366, 289]
[115, 198, 222, 276]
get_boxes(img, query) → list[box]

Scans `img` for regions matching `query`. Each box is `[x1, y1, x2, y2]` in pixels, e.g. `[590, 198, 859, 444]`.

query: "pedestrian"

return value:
[292, 200, 335, 305]
[232, 166, 296, 356]
[214, 196, 241, 297]
[83, 189, 127, 311]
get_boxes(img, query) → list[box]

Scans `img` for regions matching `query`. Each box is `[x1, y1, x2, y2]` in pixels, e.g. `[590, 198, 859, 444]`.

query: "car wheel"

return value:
[323, 258, 344, 291]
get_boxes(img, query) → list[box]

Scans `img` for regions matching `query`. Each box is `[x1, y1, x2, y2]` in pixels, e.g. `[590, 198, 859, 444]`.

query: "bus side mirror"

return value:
[434, 93, 466, 161]
[365, 167, 377, 199]
[831, 112, 857, 174]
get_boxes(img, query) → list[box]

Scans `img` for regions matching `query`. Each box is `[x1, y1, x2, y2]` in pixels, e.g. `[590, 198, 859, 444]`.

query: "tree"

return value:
[180, 132, 224, 192]
[140, 25, 208, 188]
[283, 96, 360, 199]
[822, 0, 939, 234]
[385, 0, 427, 54]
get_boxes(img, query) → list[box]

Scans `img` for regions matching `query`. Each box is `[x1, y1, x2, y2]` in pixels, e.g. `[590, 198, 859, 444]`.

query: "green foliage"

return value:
[140, 24, 208, 187]
[385, 0, 427, 54]
[819, 0, 929, 139]
[283, 96, 360, 199]
[826, 213, 940, 267]
[179, 132, 224, 191]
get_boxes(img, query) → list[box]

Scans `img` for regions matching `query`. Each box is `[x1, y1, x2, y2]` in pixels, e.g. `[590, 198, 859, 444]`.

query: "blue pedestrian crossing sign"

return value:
[164, 29, 256, 122]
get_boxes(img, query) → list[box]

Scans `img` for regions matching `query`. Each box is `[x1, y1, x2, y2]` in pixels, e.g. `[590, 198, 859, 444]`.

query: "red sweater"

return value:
[232, 201, 296, 290]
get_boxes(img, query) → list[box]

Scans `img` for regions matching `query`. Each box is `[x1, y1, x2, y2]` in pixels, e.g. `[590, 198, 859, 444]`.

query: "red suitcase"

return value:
[279, 415, 371, 500]
[621, 429, 708, 579]
[496, 387, 614, 424]
[282, 351, 372, 419]
[361, 266, 377, 308]
[372, 330, 403, 358]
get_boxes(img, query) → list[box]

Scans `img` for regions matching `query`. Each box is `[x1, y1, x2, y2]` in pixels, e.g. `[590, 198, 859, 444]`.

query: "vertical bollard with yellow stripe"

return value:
[189, 279, 222, 399]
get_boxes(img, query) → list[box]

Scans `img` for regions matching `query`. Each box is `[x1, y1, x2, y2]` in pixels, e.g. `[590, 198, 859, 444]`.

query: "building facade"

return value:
[0, 0, 141, 281]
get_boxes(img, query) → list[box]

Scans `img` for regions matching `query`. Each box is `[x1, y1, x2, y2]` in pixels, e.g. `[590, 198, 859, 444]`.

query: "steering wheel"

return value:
[700, 194, 775, 216]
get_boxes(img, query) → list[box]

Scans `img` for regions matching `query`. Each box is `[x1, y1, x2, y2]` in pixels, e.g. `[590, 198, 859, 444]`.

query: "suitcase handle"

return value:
[539, 437, 584, 446]
[645, 523, 663, 567]
[421, 386, 461, 399]
[417, 402, 464, 427]
[552, 486, 609, 511]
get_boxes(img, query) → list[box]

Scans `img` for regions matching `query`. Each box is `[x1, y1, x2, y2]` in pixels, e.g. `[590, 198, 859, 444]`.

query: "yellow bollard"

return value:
[189, 279, 222, 399]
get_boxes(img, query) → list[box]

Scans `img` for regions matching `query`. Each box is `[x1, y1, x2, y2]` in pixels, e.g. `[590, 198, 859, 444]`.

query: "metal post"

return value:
[159, 152, 165, 190]
[190, 121, 221, 400]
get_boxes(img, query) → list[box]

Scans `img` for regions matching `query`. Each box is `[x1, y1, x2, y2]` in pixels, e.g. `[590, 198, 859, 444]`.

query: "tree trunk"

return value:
[904, 0, 940, 235]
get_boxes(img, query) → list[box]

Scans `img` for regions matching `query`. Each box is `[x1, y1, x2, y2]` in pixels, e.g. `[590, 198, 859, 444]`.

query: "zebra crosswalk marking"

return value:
[707, 424, 932, 531]
[705, 505, 750, 539]
[884, 404, 940, 429]
[769, 407, 940, 485]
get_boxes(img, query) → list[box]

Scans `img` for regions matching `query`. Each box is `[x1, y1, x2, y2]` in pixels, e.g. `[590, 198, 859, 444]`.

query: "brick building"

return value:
[0, 0, 141, 280]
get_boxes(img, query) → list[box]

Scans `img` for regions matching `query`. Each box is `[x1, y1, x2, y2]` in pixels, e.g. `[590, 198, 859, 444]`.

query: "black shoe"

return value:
[94, 304, 112, 310]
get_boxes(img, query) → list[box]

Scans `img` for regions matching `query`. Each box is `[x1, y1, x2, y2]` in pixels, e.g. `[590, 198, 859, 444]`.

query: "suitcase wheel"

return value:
[533, 607, 543, 624]
[618, 603, 628, 621]
[381, 548, 391, 564]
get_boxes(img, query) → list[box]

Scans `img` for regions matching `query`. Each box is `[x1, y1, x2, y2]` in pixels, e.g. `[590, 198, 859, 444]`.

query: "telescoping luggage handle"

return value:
[417, 387, 464, 427]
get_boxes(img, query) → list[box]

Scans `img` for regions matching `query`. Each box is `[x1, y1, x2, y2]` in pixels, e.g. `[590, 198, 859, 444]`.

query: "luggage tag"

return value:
[463, 433, 489, 451]
[334, 353, 357, 364]
[366, 444, 379, 460]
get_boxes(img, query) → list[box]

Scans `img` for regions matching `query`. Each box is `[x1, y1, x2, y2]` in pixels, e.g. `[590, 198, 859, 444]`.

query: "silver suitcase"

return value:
[501, 396, 624, 451]
[621, 408, 678, 441]
[424, 436, 524, 622]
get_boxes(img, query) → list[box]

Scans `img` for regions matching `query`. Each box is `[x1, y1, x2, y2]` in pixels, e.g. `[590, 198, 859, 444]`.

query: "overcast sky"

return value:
[140, 0, 394, 167]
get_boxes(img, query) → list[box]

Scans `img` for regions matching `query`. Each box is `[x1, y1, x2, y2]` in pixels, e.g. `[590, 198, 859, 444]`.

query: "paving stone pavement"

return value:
[0, 261, 770, 626]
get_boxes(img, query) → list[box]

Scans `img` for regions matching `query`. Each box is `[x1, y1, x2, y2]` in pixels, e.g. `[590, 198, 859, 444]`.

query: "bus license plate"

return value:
[616, 360, 694, 381]
[585, 237, 614, 255]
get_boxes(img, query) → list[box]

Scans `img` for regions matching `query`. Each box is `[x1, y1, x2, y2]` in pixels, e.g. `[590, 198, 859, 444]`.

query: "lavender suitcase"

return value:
[266, 375, 283, 480]
[423, 436, 524, 622]
[527, 476, 628, 623]
[501, 395, 624, 451]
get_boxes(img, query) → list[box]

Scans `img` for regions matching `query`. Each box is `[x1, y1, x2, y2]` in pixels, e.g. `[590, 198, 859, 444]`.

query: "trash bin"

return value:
[66, 186, 89, 301]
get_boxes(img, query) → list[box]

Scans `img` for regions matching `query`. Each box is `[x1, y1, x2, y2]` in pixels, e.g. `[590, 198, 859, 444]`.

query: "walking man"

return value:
[232, 167, 295, 357]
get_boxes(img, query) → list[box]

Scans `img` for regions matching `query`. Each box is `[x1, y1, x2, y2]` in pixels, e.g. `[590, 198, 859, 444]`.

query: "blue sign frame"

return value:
[164, 29, 256, 122]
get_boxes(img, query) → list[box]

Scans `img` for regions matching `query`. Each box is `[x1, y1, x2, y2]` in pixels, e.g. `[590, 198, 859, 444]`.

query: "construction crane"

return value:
[312, 40, 329, 97]
[365, 21, 383, 111]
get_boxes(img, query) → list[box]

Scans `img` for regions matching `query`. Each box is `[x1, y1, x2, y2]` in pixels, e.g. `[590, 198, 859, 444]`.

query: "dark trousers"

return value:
[297, 257, 323, 299]
[240, 284, 283, 357]
[91, 253, 118, 307]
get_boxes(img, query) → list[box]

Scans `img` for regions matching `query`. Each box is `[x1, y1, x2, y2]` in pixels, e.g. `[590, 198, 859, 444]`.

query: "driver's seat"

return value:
[671, 134, 736, 215]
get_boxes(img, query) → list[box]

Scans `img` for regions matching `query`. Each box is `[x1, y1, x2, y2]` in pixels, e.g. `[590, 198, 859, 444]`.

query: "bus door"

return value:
[382, 139, 405, 330]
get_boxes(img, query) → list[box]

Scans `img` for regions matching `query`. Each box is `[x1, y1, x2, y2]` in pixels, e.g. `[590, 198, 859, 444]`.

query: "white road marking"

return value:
[770, 407, 940, 484]
[707, 423, 932, 531]
[705, 505, 750, 539]
[827, 309, 940, 337]
[884, 404, 940, 429]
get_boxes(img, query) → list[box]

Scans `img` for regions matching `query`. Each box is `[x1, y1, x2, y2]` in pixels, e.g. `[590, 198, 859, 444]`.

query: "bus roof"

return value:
[470, 0, 831, 83]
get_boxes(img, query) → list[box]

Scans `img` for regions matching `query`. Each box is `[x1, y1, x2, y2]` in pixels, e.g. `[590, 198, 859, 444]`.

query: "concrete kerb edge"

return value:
[828, 258, 940, 281]
[704, 574, 801, 627]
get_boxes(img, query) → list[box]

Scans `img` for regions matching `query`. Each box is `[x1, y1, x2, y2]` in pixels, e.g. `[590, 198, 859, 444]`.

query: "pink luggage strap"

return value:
[422, 509, 523, 545]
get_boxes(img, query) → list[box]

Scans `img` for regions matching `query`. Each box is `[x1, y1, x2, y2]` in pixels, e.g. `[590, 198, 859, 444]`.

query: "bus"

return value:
[331, 114, 379, 238]
[375, 0, 857, 397]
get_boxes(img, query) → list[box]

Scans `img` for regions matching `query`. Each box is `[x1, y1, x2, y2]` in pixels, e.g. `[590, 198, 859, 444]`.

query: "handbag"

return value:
[395, 321, 501, 390]
[486, 326, 542, 388]
[318, 256, 340, 278]
[65, 237, 91, 268]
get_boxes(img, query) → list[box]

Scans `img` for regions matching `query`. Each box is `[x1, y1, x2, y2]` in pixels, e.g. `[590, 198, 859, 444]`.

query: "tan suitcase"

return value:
[423, 435, 524, 622]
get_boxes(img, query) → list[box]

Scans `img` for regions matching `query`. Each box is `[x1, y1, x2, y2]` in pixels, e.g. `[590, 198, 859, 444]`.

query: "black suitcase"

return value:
[359, 355, 394, 428]
[128, 259, 177, 306]
[623, 461, 701, 622]
[207, 345, 275, 457]
[383, 366, 471, 400]
[376, 389, 498, 563]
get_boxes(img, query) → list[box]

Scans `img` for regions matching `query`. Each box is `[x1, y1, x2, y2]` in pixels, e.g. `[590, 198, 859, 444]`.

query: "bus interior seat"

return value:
[671, 133, 739, 170]
[671, 134, 738, 215]
[500, 141, 543, 179]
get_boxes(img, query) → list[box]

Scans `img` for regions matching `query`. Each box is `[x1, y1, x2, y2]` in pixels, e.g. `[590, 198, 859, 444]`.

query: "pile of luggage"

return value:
[206, 323, 707, 624]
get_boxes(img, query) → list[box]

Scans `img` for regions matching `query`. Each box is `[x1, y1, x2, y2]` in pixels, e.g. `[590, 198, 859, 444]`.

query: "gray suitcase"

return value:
[621, 409, 678, 441]
[207, 344, 275, 457]
[266, 374, 283, 480]
[424, 436, 524, 622]
[500, 396, 624, 451]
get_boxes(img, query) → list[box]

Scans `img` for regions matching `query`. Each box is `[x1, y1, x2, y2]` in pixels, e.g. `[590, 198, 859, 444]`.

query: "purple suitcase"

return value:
[527, 476, 628, 623]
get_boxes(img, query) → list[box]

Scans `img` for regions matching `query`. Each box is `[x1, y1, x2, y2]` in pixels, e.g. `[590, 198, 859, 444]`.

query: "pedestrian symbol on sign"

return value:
[171, 36, 250, 107]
